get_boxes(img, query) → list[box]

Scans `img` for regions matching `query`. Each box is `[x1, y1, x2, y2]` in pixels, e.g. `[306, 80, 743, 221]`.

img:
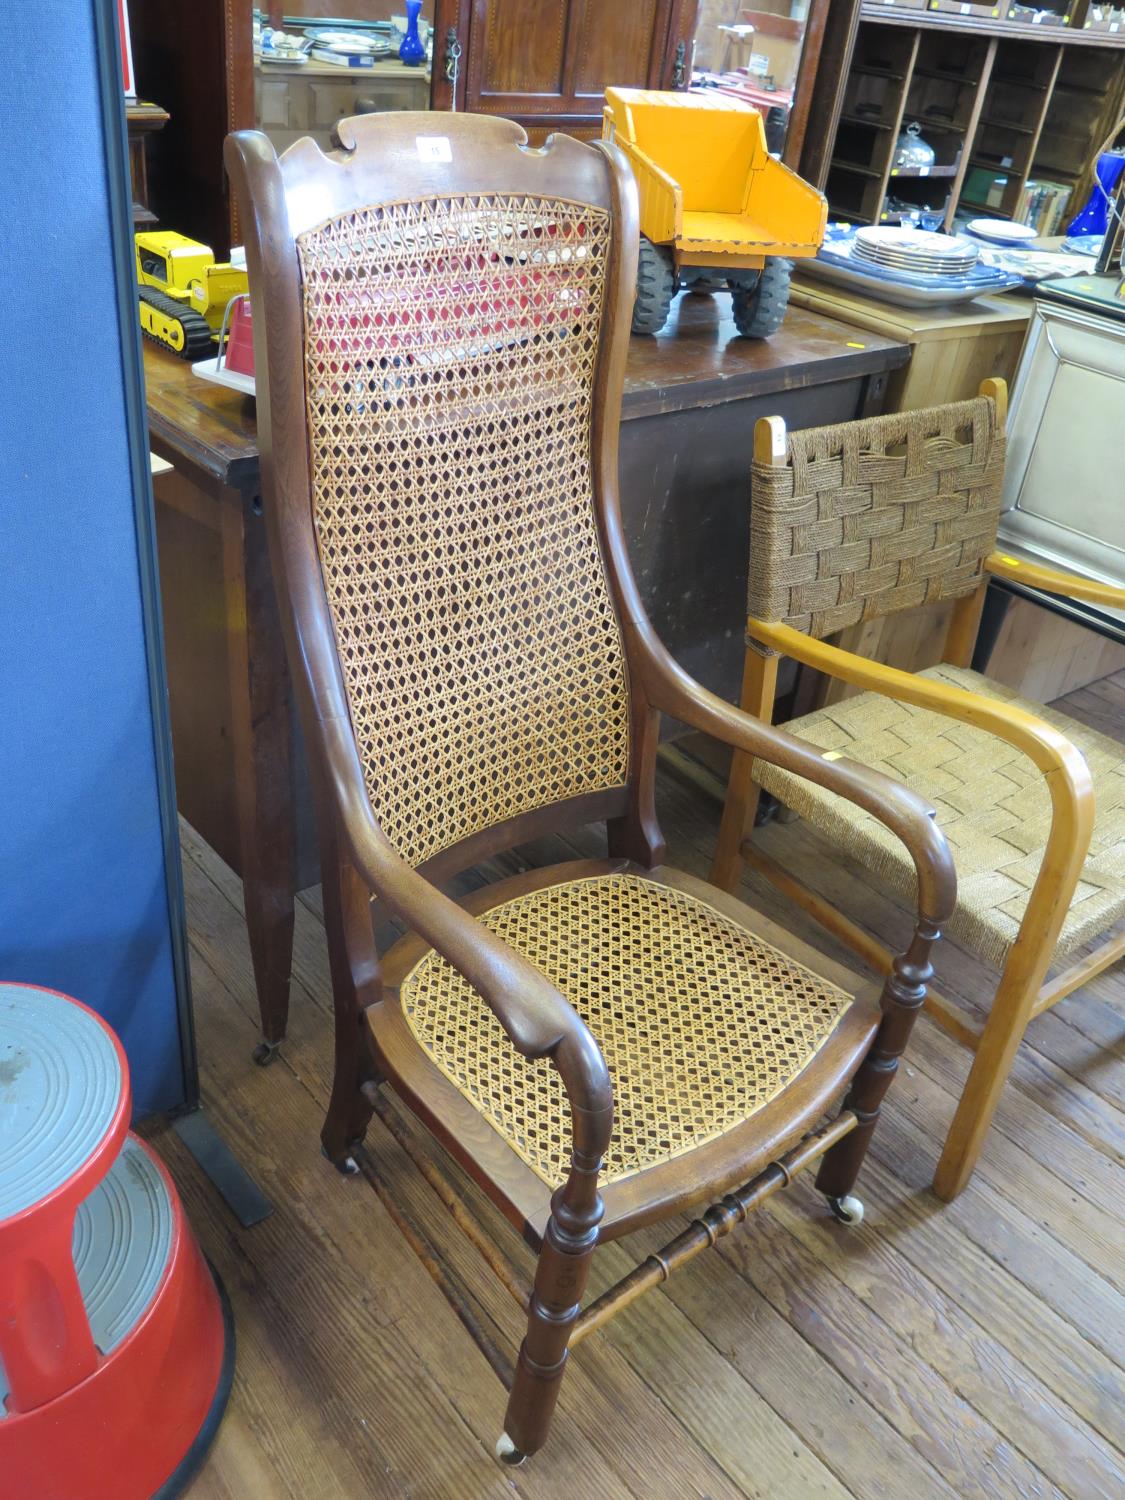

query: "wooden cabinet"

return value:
[129, 0, 253, 257]
[134, 0, 698, 249]
[788, 281, 1031, 411]
[432, 0, 699, 134]
[127, 102, 169, 226]
[255, 60, 431, 154]
[816, 8, 1125, 230]
[1001, 280, 1125, 599]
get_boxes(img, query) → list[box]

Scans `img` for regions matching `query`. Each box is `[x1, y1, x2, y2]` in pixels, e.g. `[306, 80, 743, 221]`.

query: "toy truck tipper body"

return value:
[603, 87, 827, 337]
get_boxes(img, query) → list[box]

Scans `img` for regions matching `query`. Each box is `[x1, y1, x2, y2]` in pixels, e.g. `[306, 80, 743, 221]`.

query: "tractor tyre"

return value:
[632, 236, 676, 335]
[731, 257, 792, 339]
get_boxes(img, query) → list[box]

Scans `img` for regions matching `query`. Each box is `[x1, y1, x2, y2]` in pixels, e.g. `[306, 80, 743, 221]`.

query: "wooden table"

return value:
[146, 295, 908, 1045]
[789, 279, 1032, 412]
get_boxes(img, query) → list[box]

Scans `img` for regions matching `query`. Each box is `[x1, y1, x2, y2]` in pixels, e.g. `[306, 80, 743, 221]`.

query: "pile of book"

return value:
[1016, 179, 1073, 236]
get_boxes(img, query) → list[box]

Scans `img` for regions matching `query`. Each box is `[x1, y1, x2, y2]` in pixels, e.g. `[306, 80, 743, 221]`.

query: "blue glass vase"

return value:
[399, 1, 425, 66]
[1066, 151, 1125, 239]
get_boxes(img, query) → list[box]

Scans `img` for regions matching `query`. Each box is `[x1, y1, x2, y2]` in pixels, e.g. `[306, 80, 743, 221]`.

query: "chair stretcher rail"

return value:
[364, 1085, 532, 1312]
[569, 1112, 857, 1348]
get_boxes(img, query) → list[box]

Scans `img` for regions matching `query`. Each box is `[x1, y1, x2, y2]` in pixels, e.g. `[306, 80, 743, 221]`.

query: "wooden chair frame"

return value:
[713, 380, 1124, 1202]
[225, 113, 955, 1463]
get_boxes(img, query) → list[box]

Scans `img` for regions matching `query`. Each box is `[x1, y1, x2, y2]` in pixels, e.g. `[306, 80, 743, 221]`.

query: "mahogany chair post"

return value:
[502, 1115, 609, 1461]
[815, 917, 942, 1215]
[319, 832, 384, 1169]
[605, 693, 666, 868]
[712, 416, 786, 890]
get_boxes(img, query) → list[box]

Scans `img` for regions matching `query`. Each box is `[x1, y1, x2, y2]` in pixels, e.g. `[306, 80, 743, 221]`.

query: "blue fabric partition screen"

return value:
[0, 2, 195, 1114]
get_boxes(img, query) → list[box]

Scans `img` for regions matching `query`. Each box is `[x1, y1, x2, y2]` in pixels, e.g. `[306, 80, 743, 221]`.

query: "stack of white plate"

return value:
[307, 29, 393, 60]
[852, 227, 979, 277]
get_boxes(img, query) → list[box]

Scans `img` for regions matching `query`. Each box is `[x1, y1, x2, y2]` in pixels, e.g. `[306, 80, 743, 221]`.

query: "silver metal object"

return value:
[444, 27, 462, 110]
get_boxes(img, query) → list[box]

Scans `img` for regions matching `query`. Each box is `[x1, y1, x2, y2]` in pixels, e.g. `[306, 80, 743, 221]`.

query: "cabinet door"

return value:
[439, 0, 696, 123]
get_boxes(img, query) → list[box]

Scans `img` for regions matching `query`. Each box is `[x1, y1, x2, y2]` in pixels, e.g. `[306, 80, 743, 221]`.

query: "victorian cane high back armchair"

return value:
[712, 388, 1125, 1201]
[226, 114, 955, 1464]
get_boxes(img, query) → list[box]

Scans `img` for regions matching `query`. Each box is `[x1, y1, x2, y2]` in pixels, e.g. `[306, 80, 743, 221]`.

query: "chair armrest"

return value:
[320, 716, 613, 1138]
[745, 617, 1096, 917]
[633, 631, 958, 927]
[986, 551, 1125, 611]
[748, 616, 1095, 790]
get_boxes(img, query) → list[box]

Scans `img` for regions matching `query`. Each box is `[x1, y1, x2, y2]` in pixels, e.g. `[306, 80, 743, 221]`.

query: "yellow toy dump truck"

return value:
[602, 88, 827, 337]
[135, 231, 248, 359]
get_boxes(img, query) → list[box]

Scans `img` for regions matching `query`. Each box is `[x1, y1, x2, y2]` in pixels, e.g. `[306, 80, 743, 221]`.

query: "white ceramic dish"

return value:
[307, 29, 380, 51]
[852, 226, 979, 277]
[966, 218, 1039, 245]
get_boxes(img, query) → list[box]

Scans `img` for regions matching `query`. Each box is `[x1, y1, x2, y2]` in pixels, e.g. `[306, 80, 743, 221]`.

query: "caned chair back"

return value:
[231, 117, 636, 872]
[748, 397, 1006, 640]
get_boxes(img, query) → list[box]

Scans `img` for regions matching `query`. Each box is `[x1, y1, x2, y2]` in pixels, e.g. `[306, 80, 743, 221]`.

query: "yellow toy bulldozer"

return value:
[602, 88, 827, 337]
[135, 231, 248, 359]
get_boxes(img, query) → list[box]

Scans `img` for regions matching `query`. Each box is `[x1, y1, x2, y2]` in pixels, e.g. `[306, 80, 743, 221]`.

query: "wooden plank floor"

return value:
[160, 671, 1125, 1500]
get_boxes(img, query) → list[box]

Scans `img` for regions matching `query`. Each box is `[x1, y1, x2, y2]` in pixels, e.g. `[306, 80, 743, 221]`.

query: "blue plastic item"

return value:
[1066, 151, 1125, 239]
[399, 0, 425, 65]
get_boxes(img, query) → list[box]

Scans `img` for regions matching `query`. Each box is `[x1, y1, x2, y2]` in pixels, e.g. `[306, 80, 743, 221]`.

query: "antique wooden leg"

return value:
[222, 489, 298, 1064]
[935, 795, 1088, 1201]
[712, 647, 778, 891]
[932, 939, 1048, 1202]
[500, 1145, 605, 1462]
[320, 846, 382, 1172]
[816, 918, 942, 1222]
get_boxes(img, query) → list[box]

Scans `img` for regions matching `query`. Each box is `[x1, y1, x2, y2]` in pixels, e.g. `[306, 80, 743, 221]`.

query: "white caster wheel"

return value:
[495, 1433, 526, 1466]
[827, 1194, 864, 1225]
[321, 1146, 360, 1176]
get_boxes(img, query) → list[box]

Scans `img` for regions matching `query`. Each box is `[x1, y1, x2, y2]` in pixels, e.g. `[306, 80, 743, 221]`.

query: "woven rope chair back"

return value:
[294, 191, 631, 868]
[748, 396, 1006, 640]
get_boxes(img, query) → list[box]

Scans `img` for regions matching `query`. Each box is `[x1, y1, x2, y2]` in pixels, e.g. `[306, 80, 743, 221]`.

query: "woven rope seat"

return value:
[400, 872, 854, 1188]
[754, 664, 1125, 970]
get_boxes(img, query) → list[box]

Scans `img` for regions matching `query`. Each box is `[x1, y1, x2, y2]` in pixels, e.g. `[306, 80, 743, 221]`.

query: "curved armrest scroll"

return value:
[745, 615, 1096, 901]
[986, 552, 1125, 611]
[633, 629, 958, 928]
[321, 718, 613, 1140]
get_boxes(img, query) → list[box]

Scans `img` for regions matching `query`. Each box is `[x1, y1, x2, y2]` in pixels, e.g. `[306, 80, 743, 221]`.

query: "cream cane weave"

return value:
[400, 873, 854, 1186]
[754, 664, 1125, 970]
[296, 194, 630, 867]
[749, 398, 1005, 640]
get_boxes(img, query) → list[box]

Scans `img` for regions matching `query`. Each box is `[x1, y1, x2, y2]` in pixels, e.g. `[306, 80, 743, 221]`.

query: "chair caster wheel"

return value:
[321, 1145, 360, 1176]
[252, 1038, 282, 1067]
[495, 1433, 526, 1466]
[826, 1194, 864, 1225]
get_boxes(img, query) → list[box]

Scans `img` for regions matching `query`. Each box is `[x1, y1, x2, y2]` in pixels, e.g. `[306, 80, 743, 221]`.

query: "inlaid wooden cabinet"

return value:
[432, 0, 699, 134]
[134, 0, 699, 251]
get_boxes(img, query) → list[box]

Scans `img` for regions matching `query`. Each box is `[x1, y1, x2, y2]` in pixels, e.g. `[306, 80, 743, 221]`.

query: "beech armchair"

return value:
[713, 382, 1125, 1201]
[225, 113, 954, 1464]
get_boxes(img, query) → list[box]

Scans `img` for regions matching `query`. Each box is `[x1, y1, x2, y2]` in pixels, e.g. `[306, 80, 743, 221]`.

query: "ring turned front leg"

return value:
[816, 919, 942, 1215]
[500, 1140, 606, 1462]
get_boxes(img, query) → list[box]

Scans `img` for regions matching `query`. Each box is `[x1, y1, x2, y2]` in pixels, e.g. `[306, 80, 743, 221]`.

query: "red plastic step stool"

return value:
[0, 983, 234, 1498]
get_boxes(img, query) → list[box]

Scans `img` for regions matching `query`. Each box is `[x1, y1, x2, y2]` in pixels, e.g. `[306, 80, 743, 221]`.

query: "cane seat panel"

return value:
[295, 192, 631, 870]
[754, 664, 1125, 969]
[398, 869, 855, 1189]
